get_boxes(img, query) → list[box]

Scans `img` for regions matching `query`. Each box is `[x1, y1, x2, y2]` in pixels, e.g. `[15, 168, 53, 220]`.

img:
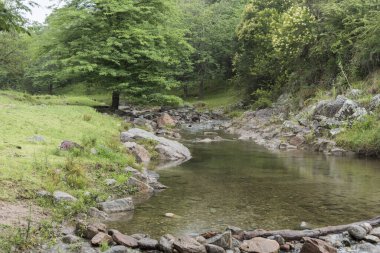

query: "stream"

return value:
[107, 126, 380, 239]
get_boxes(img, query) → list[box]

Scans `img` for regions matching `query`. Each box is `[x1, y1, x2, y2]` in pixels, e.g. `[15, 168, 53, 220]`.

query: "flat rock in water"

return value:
[111, 230, 139, 248]
[53, 191, 77, 202]
[174, 236, 207, 253]
[206, 244, 226, 253]
[364, 235, 380, 243]
[348, 225, 367, 240]
[91, 232, 112, 246]
[138, 238, 159, 250]
[98, 197, 134, 213]
[159, 234, 176, 253]
[207, 231, 232, 249]
[300, 237, 337, 253]
[240, 237, 280, 253]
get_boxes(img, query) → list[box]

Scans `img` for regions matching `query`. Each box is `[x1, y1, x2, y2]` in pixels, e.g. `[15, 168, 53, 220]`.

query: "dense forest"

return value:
[1, 0, 379, 107]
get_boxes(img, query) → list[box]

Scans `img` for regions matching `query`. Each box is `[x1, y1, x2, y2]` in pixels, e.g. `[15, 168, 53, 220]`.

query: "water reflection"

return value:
[107, 139, 380, 238]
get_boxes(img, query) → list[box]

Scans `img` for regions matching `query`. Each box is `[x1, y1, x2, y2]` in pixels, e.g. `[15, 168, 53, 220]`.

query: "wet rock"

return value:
[110, 230, 139, 248]
[60, 140, 82, 150]
[159, 234, 176, 253]
[370, 227, 380, 237]
[330, 148, 346, 156]
[53, 191, 77, 202]
[207, 231, 232, 249]
[62, 234, 81, 244]
[173, 236, 207, 253]
[121, 128, 191, 161]
[300, 237, 337, 253]
[165, 213, 175, 218]
[98, 197, 134, 213]
[206, 244, 226, 253]
[348, 225, 367, 240]
[88, 207, 109, 220]
[240, 237, 280, 253]
[267, 235, 285, 246]
[226, 226, 244, 239]
[138, 238, 159, 250]
[91, 232, 112, 246]
[280, 243, 291, 252]
[319, 233, 346, 248]
[104, 245, 129, 253]
[157, 113, 176, 128]
[127, 177, 154, 194]
[351, 242, 380, 253]
[124, 142, 151, 164]
[300, 221, 312, 230]
[364, 235, 380, 244]
[131, 233, 148, 240]
[196, 236, 207, 245]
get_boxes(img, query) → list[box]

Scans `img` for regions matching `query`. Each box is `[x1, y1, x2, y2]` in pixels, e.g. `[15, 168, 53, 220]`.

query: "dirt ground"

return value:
[0, 201, 48, 228]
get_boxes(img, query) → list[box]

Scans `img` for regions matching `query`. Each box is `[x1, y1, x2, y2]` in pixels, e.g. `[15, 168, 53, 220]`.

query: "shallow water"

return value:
[108, 135, 380, 238]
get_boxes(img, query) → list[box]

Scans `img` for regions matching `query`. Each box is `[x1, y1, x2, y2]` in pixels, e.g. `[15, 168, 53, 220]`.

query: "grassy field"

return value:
[0, 90, 137, 251]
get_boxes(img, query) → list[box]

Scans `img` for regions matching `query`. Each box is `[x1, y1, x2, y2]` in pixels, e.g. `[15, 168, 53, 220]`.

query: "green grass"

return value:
[0, 90, 138, 251]
[186, 88, 242, 110]
[336, 114, 380, 156]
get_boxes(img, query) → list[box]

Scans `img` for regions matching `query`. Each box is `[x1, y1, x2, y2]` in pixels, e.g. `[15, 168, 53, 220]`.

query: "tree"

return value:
[30, 0, 193, 108]
[0, 0, 35, 33]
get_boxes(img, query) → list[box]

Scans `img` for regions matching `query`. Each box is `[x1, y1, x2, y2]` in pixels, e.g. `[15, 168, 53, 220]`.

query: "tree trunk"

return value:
[183, 84, 189, 99]
[111, 91, 120, 110]
[48, 84, 53, 95]
[243, 216, 380, 241]
[199, 79, 204, 99]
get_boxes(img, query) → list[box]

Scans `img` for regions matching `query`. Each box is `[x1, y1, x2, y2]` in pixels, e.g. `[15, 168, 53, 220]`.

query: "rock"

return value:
[88, 207, 109, 220]
[370, 227, 380, 237]
[300, 237, 336, 253]
[131, 233, 148, 240]
[98, 197, 134, 213]
[330, 148, 346, 156]
[329, 128, 343, 136]
[120, 128, 191, 161]
[204, 132, 218, 136]
[110, 230, 139, 248]
[81, 223, 107, 239]
[53, 191, 77, 202]
[37, 190, 51, 197]
[173, 236, 207, 253]
[335, 99, 367, 120]
[226, 226, 244, 238]
[370, 94, 380, 110]
[289, 134, 305, 147]
[232, 238, 241, 248]
[351, 242, 380, 253]
[157, 113, 176, 128]
[347, 89, 362, 98]
[348, 225, 368, 240]
[127, 177, 154, 194]
[319, 233, 346, 248]
[364, 235, 380, 243]
[313, 96, 347, 118]
[59, 140, 82, 150]
[124, 142, 151, 164]
[91, 232, 112, 246]
[159, 234, 176, 253]
[103, 245, 129, 253]
[206, 244, 226, 253]
[196, 236, 207, 245]
[267, 235, 285, 246]
[62, 234, 81, 244]
[360, 222, 373, 233]
[138, 238, 159, 250]
[29, 135, 45, 143]
[105, 179, 117, 186]
[206, 231, 232, 249]
[165, 213, 175, 218]
[280, 243, 291, 252]
[240, 237, 280, 253]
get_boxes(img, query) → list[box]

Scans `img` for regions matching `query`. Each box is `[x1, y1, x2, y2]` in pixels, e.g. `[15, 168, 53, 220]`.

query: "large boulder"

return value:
[110, 230, 139, 248]
[120, 128, 191, 161]
[313, 96, 347, 118]
[53, 191, 77, 202]
[300, 237, 337, 253]
[240, 237, 280, 253]
[335, 99, 367, 120]
[124, 142, 151, 164]
[174, 236, 207, 253]
[159, 234, 176, 253]
[91, 232, 112, 246]
[138, 238, 159, 250]
[348, 225, 368, 240]
[98, 197, 134, 213]
[370, 94, 380, 110]
[206, 231, 232, 249]
[157, 113, 176, 128]
[370, 227, 380, 237]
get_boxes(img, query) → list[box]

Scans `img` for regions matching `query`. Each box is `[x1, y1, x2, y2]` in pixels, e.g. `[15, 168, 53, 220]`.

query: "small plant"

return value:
[63, 157, 88, 189]
[83, 114, 92, 121]
[251, 88, 273, 109]
[100, 241, 110, 252]
[81, 134, 97, 148]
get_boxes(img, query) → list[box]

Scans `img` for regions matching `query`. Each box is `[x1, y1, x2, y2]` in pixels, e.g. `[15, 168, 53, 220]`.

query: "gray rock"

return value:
[62, 234, 81, 244]
[313, 96, 347, 118]
[53, 191, 77, 202]
[88, 207, 109, 220]
[131, 233, 148, 240]
[37, 190, 51, 197]
[364, 235, 380, 244]
[347, 89, 362, 98]
[360, 223, 373, 233]
[138, 238, 159, 250]
[159, 234, 176, 253]
[330, 148, 346, 156]
[300, 237, 337, 253]
[174, 236, 207, 253]
[29, 135, 45, 143]
[105, 179, 117, 186]
[370, 94, 380, 110]
[103, 246, 129, 253]
[335, 99, 367, 120]
[120, 128, 191, 161]
[370, 227, 380, 237]
[206, 231, 232, 249]
[206, 244, 226, 253]
[319, 233, 346, 248]
[127, 177, 154, 194]
[351, 242, 380, 253]
[267, 235, 285, 246]
[98, 197, 134, 213]
[124, 141, 151, 164]
[348, 225, 368, 240]
[60, 140, 82, 151]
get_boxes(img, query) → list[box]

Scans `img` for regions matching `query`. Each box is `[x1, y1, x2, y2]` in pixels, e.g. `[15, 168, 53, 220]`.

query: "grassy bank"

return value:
[0, 91, 137, 251]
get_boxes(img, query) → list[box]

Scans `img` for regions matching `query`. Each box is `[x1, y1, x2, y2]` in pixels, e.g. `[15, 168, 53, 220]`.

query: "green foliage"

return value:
[251, 89, 273, 109]
[147, 93, 184, 107]
[337, 114, 380, 156]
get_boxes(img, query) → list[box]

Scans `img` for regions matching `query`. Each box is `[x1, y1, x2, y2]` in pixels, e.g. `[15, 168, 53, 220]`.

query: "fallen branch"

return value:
[244, 216, 380, 241]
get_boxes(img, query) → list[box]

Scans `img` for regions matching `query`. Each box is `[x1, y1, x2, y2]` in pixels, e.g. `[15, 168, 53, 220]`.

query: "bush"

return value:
[251, 89, 272, 109]
[147, 93, 184, 107]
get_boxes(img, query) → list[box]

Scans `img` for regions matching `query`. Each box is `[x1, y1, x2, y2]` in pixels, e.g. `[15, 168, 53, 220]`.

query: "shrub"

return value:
[147, 93, 184, 107]
[251, 89, 272, 109]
